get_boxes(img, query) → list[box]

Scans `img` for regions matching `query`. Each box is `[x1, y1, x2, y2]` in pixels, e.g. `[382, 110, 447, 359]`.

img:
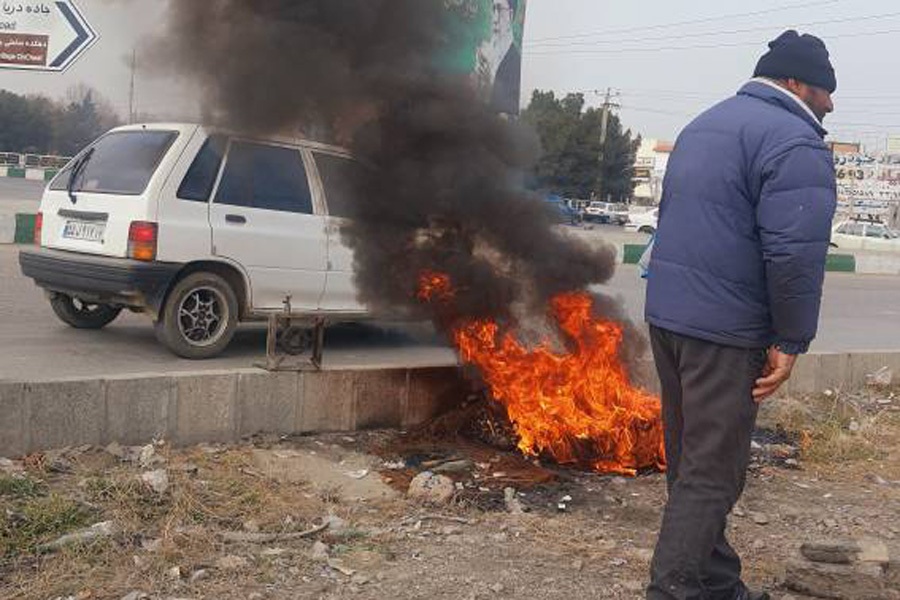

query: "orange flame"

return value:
[420, 272, 665, 476]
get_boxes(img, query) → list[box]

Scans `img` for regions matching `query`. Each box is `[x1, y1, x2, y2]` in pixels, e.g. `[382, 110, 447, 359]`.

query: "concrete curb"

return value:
[2, 352, 898, 457]
[0, 166, 57, 181]
[0, 213, 37, 244]
[0, 367, 467, 457]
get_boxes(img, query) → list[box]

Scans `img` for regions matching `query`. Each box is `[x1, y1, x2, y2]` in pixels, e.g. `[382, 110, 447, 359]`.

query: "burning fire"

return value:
[419, 271, 665, 476]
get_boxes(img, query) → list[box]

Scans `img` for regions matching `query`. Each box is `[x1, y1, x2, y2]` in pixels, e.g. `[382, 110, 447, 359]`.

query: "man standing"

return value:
[645, 31, 838, 600]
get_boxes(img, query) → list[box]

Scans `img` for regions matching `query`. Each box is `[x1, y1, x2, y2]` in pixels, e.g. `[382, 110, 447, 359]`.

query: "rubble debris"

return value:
[783, 559, 893, 599]
[120, 592, 149, 600]
[0, 457, 24, 474]
[503, 487, 524, 514]
[867, 367, 893, 388]
[310, 541, 330, 562]
[215, 555, 250, 570]
[105, 442, 126, 460]
[327, 557, 356, 576]
[39, 521, 117, 552]
[138, 444, 160, 469]
[432, 459, 476, 474]
[323, 514, 348, 534]
[220, 521, 329, 544]
[250, 448, 396, 501]
[140, 469, 169, 495]
[750, 428, 802, 468]
[800, 539, 890, 566]
[189, 569, 209, 583]
[398, 513, 471, 528]
[751, 512, 770, 526]
[407, 472, 455, 505]
[785, 538, 896, 599]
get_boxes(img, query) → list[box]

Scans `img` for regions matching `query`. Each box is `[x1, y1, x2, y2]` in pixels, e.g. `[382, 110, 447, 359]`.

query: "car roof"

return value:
[111, 122, 352, 157]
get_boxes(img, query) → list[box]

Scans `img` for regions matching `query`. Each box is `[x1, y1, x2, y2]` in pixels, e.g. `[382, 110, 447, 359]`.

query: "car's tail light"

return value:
[33, 212, 43, 245]
[128, 221, 158, 261]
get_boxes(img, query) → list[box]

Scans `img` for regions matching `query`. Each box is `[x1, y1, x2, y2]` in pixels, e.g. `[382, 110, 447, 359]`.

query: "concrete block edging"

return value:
[0, 367, 466, 457]
[3, 352, 900, 457]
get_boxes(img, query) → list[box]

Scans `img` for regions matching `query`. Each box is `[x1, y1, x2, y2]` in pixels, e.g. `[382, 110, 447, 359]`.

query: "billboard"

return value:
[441, 0, 527, 115]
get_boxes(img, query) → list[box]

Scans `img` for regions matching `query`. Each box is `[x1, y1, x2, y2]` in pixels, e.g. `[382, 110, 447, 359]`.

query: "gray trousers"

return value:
[646, 326, 765, 600]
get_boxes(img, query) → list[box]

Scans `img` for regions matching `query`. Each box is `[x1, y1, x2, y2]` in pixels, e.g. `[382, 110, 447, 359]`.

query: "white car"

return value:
[584, 201, 629, 225]
[625, 208, 659, 234]
[20, 123, 370, 359]
[830, 220, 900, 252]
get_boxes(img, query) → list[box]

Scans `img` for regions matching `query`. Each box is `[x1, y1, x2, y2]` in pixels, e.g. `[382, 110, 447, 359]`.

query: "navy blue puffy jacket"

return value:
[646, 81, 837, 354]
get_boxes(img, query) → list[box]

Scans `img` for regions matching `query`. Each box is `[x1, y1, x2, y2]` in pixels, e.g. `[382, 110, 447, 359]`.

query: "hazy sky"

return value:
[3, 0, 900, 148]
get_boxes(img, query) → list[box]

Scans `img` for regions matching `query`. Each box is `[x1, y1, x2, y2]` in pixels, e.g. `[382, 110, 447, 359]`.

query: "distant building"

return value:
[829, 141, 861, 155]
[830, 140, 900, 228]
[632, 138, 673, 205]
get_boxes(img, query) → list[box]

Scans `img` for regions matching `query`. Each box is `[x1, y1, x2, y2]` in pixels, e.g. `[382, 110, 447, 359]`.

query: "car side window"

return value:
[866, 224, 888, 239]
[314, 152, 365, 218]
[178, 135, 227, 202]
[215, 141, 313, 214]
[842, 223, 864, 236]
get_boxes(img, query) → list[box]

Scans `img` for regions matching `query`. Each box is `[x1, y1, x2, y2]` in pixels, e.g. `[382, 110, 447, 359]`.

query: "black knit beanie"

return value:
[753, 30, 836, 93]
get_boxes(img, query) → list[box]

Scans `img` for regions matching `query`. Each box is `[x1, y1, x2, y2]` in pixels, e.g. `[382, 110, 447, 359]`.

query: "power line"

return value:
[529, 11, 900, 49]
[578, 87, 900, 102]
[619, 106, 900, 132]
[526, 26, 900, 56]
[619, 105, 698, 118]
[528, 0, 840, 44]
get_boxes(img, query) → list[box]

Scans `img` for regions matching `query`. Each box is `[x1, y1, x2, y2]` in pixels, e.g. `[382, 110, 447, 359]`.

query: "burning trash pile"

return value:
[419, 271, 665, 475]
[150, 0, 664, 475]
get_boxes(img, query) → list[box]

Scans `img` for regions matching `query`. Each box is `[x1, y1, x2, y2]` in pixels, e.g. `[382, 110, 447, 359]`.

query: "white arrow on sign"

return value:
[0, 0, 97, 72]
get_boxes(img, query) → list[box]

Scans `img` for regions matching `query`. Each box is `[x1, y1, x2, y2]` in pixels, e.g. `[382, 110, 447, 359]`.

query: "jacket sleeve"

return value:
[757, 139, 837, 354]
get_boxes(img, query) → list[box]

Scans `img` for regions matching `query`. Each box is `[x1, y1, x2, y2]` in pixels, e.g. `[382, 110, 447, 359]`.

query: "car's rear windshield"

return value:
[51, 130, 179, 195]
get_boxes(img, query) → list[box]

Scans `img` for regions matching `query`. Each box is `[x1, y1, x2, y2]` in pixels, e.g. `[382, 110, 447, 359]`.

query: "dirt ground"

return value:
[1, 388, 899, 600]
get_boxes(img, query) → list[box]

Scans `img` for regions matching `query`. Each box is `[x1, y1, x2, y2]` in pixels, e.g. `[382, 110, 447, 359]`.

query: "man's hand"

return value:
[753, 347, 798, 402]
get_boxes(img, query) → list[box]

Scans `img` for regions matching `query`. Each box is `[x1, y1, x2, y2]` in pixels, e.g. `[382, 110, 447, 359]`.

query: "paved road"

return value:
[2, 244, 900, 382]
[0, 178, 44, 215]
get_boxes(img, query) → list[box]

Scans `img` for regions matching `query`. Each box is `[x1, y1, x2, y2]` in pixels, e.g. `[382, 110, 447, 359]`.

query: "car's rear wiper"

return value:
[67, 148, 95, 205]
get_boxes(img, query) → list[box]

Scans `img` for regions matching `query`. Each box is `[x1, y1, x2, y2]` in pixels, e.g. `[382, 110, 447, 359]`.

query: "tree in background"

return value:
[521, 90, 639, 201]
[0, 90, 56, 154]
[55, 85, 121, 157]
[0, 86, 120, 157]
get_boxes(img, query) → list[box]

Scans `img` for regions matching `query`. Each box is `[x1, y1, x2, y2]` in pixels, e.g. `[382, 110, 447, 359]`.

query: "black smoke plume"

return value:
[150, 0, 620, 330]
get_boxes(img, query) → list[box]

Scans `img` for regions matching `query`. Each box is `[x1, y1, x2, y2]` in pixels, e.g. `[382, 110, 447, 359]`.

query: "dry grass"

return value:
[759, 388, 900, 464]
[0, 445, 334, 600]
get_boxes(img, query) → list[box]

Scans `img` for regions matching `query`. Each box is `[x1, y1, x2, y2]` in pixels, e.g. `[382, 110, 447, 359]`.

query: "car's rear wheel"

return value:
[50, 294, 122, 329]
[155, 272, 238, 359]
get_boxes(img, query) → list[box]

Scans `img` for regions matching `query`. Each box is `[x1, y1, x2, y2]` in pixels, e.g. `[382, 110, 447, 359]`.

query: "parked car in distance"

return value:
[19, 123, 372, 359]
[544, 195, 581, 225]
[831, 219, 900, 252]
[584, 201, 629, 225]
[625, 207, 659, 234]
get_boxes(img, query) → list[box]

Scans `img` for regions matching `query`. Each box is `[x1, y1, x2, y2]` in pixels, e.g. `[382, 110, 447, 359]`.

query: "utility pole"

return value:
[128, 48, 137, 124]
[597, 87, 620, 202]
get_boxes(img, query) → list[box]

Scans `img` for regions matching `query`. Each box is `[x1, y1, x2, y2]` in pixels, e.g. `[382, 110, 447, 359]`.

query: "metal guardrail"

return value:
[0, 152, 72, 169]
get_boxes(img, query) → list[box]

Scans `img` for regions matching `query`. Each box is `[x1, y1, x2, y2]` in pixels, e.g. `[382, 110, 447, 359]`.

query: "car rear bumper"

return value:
[19, 247, 182, 316]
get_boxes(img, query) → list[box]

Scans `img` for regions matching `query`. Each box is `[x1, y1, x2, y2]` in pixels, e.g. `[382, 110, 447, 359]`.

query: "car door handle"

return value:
[225, 214, 247, 224]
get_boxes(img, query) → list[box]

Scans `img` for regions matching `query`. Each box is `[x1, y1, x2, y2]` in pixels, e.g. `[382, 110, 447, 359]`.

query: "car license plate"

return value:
[62, 220, 106, 243]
